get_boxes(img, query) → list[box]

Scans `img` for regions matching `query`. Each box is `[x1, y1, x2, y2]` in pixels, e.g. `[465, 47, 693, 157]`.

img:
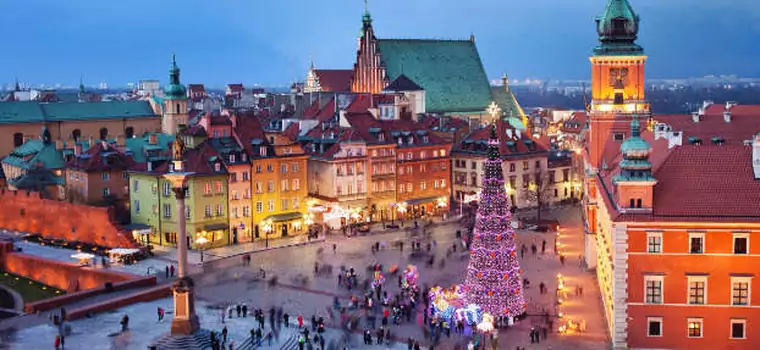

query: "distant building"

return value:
[1, 126, 65, 199]
[64, 141, 134, 205]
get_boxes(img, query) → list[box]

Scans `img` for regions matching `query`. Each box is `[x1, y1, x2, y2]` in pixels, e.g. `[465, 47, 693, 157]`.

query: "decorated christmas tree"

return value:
[463, 124, 526, 318]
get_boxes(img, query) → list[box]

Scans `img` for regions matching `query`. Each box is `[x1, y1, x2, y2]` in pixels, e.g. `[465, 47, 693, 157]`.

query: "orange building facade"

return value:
[583, 1, 760, 349]
[395, 140, 451, 219]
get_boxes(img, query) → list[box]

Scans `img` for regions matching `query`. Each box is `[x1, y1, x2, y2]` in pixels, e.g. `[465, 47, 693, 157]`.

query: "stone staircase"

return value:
[151, 329, 213, 350]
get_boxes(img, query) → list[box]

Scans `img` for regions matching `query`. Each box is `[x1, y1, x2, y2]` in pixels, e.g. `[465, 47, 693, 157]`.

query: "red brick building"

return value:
[583, 1, 760, 349]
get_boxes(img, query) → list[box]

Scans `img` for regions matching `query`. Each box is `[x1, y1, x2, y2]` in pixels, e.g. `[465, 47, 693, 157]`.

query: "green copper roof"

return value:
[164, 54, 187, 100]
[377, 39, 492, 114]
[491, 87, 526, 130]
[620, 117, 651, 154]
[9, 169, 65, 189]
[0, 100, 157, 124]
[124, 132, 174, 163]
[2, 139, 65, 171]
[593, 0, 643, 56]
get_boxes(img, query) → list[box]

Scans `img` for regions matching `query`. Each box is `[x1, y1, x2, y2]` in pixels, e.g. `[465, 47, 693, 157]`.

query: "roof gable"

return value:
[314, 70, 353, 92]
[377, 39, 492, 113]
[384, 74, 422, 92]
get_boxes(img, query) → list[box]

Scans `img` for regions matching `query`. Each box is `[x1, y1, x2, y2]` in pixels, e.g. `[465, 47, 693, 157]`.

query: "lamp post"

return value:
[195, 235, 209, 263]
[262, 219, 273, 249]
[397, 202, 407, 227]
[162, 152, 200, 336]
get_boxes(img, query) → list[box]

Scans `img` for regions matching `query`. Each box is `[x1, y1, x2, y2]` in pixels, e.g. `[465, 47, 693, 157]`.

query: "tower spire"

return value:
[362, 0, 372, 23]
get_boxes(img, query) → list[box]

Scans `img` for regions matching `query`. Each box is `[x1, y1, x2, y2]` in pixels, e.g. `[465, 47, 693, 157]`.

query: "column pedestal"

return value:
[170, 277, 200, 336]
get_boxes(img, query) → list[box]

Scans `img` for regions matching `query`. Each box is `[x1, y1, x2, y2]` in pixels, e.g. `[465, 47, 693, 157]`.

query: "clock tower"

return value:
[587, 0, 650, 171]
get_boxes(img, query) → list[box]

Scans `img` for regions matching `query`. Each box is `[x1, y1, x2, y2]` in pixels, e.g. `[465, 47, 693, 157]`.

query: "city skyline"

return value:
[1, 0, 759, 87]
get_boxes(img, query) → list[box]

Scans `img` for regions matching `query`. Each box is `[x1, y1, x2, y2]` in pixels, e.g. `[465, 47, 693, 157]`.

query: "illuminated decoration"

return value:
[463, 124, 527, 318]
[476, 313, 495, 333]
[372, 270, 386, 289]
[323, 205, 350, 221]
[429, 285, 483, 325]
[402, 265, 418, 288]
[486, 101, 502, 124]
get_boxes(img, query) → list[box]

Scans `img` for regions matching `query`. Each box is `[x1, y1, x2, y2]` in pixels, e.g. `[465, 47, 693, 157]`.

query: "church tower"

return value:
[612, 115, 656, 212]
[587, 0, 649, 171]
[350, 1, 388, 94]
[162, 54, 189, 135]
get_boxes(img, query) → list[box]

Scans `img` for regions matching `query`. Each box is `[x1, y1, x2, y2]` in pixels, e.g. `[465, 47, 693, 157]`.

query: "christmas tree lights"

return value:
[463, 124, 527, 318]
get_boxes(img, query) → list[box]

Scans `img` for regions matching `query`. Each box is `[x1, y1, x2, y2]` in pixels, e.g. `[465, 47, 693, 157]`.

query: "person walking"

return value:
[120, 314, 129, 332]
[54, 334, 61, 350]
[560, 254, 566, 267]
[157, 307, 164, 322]
[165, 266, 169, 278]
[298, 314, 304, 328]
[169, 265, 175, 278]
[542, 240, 547, 254]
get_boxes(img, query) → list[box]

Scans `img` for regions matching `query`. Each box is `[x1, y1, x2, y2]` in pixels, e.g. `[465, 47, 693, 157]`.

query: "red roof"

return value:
[232, 115, 266, 156]
[560, 112, 587, 134]
[66, 142, 135, 172]
[153, 141, 225, 175]
[657, 111, 760, 145]
[612, 145, 760, 222]
[315, 98, 337, 122]
[227, 84, 244, 92]
[453, 119, 547, 158]
[314, 70, 353, 92]
[188, 84, 205, 93]
[210, 115, 233, 126]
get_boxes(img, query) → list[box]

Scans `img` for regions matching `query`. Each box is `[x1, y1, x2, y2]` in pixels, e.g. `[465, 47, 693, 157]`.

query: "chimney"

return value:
[148, 134, 158, 145]
[691, 112, 700, 123]
[502, 73, 509, 92]
[723, 111, 732, 123]
[753, 133, 760, 179]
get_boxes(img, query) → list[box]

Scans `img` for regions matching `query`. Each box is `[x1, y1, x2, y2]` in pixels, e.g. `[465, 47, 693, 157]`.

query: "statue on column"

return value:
[172, 135, 186, 161]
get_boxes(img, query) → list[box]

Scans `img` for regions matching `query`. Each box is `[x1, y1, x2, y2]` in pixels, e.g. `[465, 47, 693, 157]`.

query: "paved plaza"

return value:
[0, 206, 609, 349]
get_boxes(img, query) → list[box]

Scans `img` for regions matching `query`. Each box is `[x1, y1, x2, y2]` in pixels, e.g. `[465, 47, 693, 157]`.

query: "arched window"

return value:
[125, 127, 135, 139]
[176, 103, 180, 114]
[13, 133, 23, 147]
[629, 198, 635, 208]
[72, 129, 82, 141]
[612, 18, 627, 36]
[99, 128, 108, 140]
[636, 199, 643, 208]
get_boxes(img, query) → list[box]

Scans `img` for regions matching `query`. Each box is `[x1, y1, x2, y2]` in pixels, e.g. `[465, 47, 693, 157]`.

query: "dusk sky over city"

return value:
[2, 0, 759, 87]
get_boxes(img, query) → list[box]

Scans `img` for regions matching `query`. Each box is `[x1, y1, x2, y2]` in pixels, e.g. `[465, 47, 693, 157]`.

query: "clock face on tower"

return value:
[609, 68, 629, 89]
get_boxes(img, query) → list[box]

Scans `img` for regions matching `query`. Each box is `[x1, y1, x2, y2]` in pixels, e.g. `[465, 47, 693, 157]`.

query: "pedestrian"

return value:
[165, 266, 169, 278]
[542, 239, 546, 254]
[242, 303, 248, 317]
[539, 282, 546, 294]
[169, 264, 175, 278]
[333, 244, 337, 254]
[531, 243, 537, 256]
[542, 325, 548, 340]
[54, 334, 61, 350]
[229, 340, 234, 350]
[520, 244, 526, 258]
[579, 285, 584, 297]
[560, 254, 566, 267]
[530, 327, 535, 343]
[120, 314, 129, 332]
[221, 309, 226, 324]
[222, 326, 228, 344]
[59, 334, 65, 350]
[157, 306, 164, 322]
[236, 304, 242, 317]
[284, 313, 290, 327]
[298, 314, 304, 328]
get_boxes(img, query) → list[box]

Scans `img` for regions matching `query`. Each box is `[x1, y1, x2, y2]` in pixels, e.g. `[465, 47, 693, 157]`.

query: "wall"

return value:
[1, 252, 135, 292]
[0, 189, 136, 248]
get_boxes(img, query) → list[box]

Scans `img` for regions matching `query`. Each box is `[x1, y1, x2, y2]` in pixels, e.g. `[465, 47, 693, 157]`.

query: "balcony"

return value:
[337, 192, 368, 201]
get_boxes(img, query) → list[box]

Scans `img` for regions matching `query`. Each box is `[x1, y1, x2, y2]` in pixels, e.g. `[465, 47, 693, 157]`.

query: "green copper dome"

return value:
[164, 54, 187, 100]
[620, 117, 651, 155]
[594, 0, 643, 56]
[614, 115, 655, 184]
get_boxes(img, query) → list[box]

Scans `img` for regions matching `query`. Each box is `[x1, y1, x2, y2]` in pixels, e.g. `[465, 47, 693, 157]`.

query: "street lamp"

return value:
[195, 235, 209, 263]
[397, 202, 407, 227]
[262, 219, 273, 248]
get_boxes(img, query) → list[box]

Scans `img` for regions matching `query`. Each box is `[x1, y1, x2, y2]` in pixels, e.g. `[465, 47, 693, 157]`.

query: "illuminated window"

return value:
[646, 232, 662, 253]
[731, 277, 751, 306]
[687, 318, 703, 338]
[644, 275, 663, 304]
[689, 232, 705, 254]
[688, 276, 707, 305]
[647, 317, 662, 337]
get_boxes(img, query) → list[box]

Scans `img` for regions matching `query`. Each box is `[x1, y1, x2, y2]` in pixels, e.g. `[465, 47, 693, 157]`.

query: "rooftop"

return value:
[0, 101, 157, 124]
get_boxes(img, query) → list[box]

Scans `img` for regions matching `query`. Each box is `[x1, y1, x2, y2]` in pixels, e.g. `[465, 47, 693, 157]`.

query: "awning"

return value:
[123, 223, 153, 235]
[405, 196, 445, 206]
[263, 212, 303, 223]
[204, 223, 229, 231]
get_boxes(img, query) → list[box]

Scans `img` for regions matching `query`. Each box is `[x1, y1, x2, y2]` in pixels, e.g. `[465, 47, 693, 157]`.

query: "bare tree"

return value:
[522, 170, 555, 223]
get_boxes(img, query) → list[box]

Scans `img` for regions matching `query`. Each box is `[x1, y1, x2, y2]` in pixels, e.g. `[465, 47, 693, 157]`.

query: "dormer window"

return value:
[688, 137, 702, 146]
[229, 154, 236, 163]
[397, 138, 402, 145]
[241, 153, 247, 161]
[259, 147, 267, 157]
[214, 163, 221, 172]
[407, 136, 413, 144]
[422, 136, 429, 143]
[711, 137, 725, 145]
[378, 133, 385, 141]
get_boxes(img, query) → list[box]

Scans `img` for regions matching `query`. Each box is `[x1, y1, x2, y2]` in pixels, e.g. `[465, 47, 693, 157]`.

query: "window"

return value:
[163, 182, 171, 196]
[204, 182, 212, 195]
[101, 172, 110, 181]
[636, 199, 642, 208]
[647, 232, 662, 253]
[267, 180, 274, 192]
[534, 160, 541, 170]
[399, 185, 405, 193]
[242, 171, 249, 181]
[232, 190, 239, 200]
[433, 180, 439, 189]
[255, 181, 262, 193]
[406, 183, 412, 192]
[281, 164, 288, 173]
[644, 275, 663, 304]
[71, 129, 81, 141]
[125, 126, 134, 138]
[549, 171, 556, 183]
[229, 154, 236, 163]
[522, 161, 529, 170]
[215, 181, 223, 193]
[260, 147, 267, 157]
[292, 163, 299, 172]
[689, 232, 705, 254]
[420, 181, 427, 190]
[122, 171, 128, 179]
[687, 318, 703, 338]
[134, 200, 140, 213]
[205, 205, 212, 217]
[553, 189, 558, 197]
[133, 180, 140, 192]
[216, 204, 223, 216]
[730, 319, 746, 339]
[266, 164, 273, 172]
[647, 317, 662, 337]
[243, 206, 251, 217]
[293, 197, 299, 209]
[613, 133, 625, 141]
[292, 179, 300, 190]
[733, 233, 749, 254]
[102, 188, 110, 197]
[440, 179, 446, 188]
[230, 172, 237, 182]
[440, 149, 446, 157]
[281, 179, 289, 191]
[407, 152, 413, 160]
[731, 277, 750, 306]
[268, 200, 275, 212]
[256, 201, 263, 213]
[688, 276, 707, 305]
[255, 165, 262, 173]
[163, 204, 172, 218]
[13, 132, 24, 148]
[282, 199, 289, 210]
